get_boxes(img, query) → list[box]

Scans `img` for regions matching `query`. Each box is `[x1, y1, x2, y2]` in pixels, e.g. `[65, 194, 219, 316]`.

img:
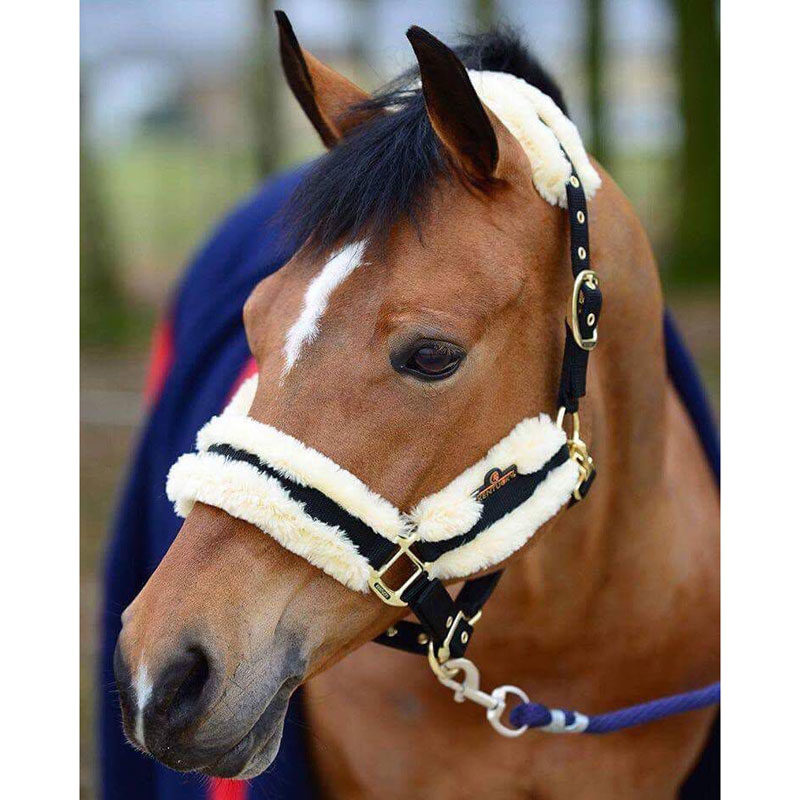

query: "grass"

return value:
[97, 135, 260, 299]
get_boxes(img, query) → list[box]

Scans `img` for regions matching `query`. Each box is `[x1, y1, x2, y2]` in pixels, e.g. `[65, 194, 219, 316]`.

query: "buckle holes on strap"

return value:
[586, 313, 596, 326]
[417, 633, 429, 646]
[570, 175, 580, 188]
[576, 210, 585, 223]
[578, 246, 587, 260]
[460, 631, 469, 644]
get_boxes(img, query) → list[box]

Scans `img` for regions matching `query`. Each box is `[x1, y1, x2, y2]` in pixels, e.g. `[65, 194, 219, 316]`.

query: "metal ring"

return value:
[487, 685, 530, 737]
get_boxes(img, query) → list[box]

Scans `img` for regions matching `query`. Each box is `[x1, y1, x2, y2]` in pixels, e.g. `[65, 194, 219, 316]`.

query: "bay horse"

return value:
[113, 17, 719, 799]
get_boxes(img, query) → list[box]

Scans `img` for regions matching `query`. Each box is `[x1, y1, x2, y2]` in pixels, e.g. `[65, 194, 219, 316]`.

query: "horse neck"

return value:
[474, 178, 677, 681]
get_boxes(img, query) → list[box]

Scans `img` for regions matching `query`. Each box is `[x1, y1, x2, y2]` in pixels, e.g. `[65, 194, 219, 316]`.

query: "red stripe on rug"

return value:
[208, 778, 247, 800]
[225, 357, 258, 404]
[143, 317, 175, 405]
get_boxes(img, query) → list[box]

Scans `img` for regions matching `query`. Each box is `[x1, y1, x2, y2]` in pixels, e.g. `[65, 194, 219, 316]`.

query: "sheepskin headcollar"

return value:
[166, 377, 580, 591]
[467, 70, 601, 207]
[165, 74, 596, 592]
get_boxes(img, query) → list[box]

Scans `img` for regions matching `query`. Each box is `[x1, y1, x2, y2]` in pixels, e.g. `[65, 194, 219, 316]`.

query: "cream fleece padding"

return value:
[467, 70, 601, 208]
[427, 458, 579, 580]
[408, 413, 569, 541]
[167, 376, 580, 591]
[198, 380, 568, 545]
[196, 414, 408, 545]
[220, 374, 258, 417]
[167, 450, 372, 591]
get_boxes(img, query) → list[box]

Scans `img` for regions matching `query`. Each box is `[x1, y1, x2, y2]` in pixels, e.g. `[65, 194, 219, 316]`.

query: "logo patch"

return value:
[475, 465, 518, 502]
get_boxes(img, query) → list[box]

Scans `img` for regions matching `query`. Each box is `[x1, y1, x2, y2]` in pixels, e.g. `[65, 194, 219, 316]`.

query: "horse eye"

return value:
[400, 341, 464, 380]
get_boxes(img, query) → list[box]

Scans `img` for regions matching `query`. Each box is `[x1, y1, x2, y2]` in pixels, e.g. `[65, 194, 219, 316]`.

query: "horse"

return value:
[111, 17, 719, 799]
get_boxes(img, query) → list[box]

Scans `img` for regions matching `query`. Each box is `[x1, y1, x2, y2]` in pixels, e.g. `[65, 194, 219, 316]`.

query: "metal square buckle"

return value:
[368, 533, 427, 607]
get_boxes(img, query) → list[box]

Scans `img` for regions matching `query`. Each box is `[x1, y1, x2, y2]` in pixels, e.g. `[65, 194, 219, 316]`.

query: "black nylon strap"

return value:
[456, 570, 503, 618]
[558, 323, 589, 412]
[556, 163, 601, 413]
[374, 571, 503, 656]
[566, 172, 590, 279]
[413, 445, 569, 562]
[401, 576, 474, 659]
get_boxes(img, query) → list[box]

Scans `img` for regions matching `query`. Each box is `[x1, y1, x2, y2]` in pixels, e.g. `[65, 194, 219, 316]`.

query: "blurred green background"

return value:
[80, 0, 719, 796]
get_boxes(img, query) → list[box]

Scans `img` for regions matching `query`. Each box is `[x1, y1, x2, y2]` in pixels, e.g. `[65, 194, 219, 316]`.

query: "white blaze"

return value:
[133, 663, 153, 747]
[282, 241, 366, 374]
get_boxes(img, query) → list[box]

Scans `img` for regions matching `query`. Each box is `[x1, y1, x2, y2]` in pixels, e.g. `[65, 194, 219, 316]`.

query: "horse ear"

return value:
[275, 11, 381, 148]
[406, 26, 499, 180]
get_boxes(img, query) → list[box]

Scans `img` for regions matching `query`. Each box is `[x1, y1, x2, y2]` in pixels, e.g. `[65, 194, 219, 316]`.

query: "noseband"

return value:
[166, 84, 719, 737]
[167, 162, 607, 732]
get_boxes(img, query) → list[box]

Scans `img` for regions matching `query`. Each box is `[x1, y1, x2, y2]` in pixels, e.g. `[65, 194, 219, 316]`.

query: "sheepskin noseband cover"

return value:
[166, 377, 580, 591]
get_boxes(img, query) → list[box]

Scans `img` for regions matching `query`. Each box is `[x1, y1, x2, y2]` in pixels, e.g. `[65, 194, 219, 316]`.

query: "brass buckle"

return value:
[428, 608, 483, 665]
[368, 533, 427, 607]
[557, 408, 596, 501]
[437, 610, 466, 663]
[569, 269, 599, 351]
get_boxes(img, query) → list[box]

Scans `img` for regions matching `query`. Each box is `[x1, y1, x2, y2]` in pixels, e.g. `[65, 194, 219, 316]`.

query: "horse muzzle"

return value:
[114, 601, 307, 777]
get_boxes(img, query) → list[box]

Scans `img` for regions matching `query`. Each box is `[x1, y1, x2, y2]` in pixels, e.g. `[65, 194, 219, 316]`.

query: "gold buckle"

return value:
[569, 269, 599, 351]
[436, 610, 466, 663]
[557, 408, 596, 501]
[427, 608, 484, 665]
[368, 533, 427, 607]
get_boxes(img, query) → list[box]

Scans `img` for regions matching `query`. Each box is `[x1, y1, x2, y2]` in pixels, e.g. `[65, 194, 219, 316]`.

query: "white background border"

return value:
[0, 0, 78, 792]
[0, 0, 797, 794]
[721, 1, 799, 796]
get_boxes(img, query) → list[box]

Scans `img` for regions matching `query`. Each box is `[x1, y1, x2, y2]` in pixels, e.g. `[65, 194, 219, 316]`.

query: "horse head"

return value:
[114, 16, 614, 778]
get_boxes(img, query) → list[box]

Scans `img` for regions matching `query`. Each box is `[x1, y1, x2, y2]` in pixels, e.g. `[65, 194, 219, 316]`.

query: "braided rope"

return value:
[508, 682, 720, 734]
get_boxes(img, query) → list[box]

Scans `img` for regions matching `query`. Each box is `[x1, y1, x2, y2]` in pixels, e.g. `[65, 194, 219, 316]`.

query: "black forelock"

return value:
[280, 27, 568, 256]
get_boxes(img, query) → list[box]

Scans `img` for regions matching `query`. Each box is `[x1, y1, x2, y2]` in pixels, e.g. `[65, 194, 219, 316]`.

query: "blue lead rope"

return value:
[508, 682, 720, 734]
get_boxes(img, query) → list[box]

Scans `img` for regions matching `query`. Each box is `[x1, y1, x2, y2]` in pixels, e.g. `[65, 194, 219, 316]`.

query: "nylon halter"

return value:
[373, 162, 601, 659]
[166, 160, 602, 731]
[166, 163, 720, 736]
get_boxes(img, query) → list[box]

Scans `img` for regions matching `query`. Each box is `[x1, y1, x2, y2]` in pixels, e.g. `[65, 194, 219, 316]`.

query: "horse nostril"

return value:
[152, 646, 214, 731]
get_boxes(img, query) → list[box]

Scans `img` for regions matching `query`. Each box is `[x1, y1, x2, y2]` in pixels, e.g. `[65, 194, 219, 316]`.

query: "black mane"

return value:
[281, 28, 568, 255]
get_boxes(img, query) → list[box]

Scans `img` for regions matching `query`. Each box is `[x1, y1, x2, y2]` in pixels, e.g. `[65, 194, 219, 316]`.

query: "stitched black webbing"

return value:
[413, 445, 569, 562]
[373, 571, 503, 656]
[558, 323, 589, 412]
[566, 171, 590, 279]
[556, 162, 601, 413]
